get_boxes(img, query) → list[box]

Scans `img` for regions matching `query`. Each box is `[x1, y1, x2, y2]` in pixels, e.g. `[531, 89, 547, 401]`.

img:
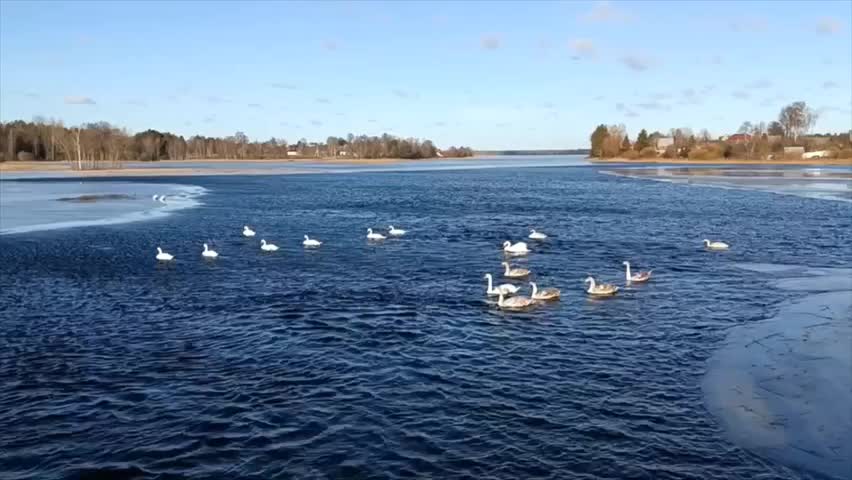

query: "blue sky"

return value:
[1, 0, 849, 149]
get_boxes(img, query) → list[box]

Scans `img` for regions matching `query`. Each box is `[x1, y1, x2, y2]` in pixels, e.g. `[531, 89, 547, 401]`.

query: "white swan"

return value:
[584, 276, 619, 296]
[623, 261, 652, 283]
[503, 241, 529, 255]
[502, 262, 531, 278]
[155, 247, 174, 261]
[703, 239, 729, 250]
[202, 243, 218, 258]
[152, 194, 160, 201]
[243, 225, 256, 237]
[367, 228, 386, 241]
[260, 239, 279, 251]
[530, 282, 561, 301]
[303, 235, 322, 247]
[484, 273, 520, 296]
[528, 229, 547, 240]
[497, 291, 534, 310]
[388, 225, 407, 236]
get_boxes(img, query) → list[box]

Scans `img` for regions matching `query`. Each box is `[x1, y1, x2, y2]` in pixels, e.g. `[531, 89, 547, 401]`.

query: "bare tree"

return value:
[778, 101, 817, 143]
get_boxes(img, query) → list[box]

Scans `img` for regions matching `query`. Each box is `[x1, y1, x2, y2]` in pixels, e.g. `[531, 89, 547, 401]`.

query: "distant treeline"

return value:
[477, 149, 590, 156]
[0, 118, 474, 169]
[590, 101, 852, 161]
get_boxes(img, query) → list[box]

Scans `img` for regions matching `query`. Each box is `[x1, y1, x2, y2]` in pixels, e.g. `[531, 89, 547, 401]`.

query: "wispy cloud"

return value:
[64, 95, 95, 105]
[759, 93, 785, 107]
[731, 90, 751, 99]
[615, 102, 625, 111]
[650, 92, 671, 100]
[125, 99, 147, 107]
[817, 105, 852, 115]
[315, 97, 331, 104]
[392, 89, 417, 99]
[823, 80, 839, 89]
[539, 101, 555, 109]
[322, 39, 339, 51]
[729, 17, 767, 32]
[580, 1, 631, 23]
[710, 55, 722, 65]
[367, 119, 377, 123]
[21, 91, 40, 99]
[311, 120, 323, 127]
[270, 82, 299, 90]
[815, 17, 843, 34]
[636, 101, 669, 111]
[701, 84, 715, 94]
[203, 115, 215, 123]
[480, 34, 502, 50]
[205, 95, 228, 104]
[433, 121, 447, 127]
[594, 95, 605, 101]
[745, 79, 772, 89]
[626, 110, 639, 118]
[569, 39, 597, 59]
[248, 103, 262, 109]
[620, 54, 655, 71]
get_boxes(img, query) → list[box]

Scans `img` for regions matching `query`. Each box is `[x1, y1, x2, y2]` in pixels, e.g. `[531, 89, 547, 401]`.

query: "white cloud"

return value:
[569, 39, 597, 59]
[731, 91, 751, 99]
[580, 1, 631, 23]
[745, 79, 772, 89]
[620, 54, 655, 71]
[64, 96, 95, 105]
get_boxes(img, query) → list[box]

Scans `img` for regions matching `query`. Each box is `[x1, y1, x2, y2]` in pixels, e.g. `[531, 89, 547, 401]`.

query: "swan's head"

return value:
[367, 228, 373, 234]
[244, 225, 250, 230]
[501, 262, 509, 268]
[503, 241, 511, 248]
[389, 225, 394, 230]
[261, 239, 266, 245]
[530, 282, 537, 289]
[703, 239, 710, 245]
[484, 273, 492, 279]
[622, 261, 629, 266]
[203, 243, 209, 250]
[304, 235, 309, 240]
[157, 247, 163, 254]
[584, 276, 594, 283]
[530, 229, 536, 233]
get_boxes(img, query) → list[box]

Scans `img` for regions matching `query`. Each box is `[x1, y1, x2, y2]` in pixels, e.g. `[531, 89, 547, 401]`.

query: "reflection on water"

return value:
[604, 166, 852, 202]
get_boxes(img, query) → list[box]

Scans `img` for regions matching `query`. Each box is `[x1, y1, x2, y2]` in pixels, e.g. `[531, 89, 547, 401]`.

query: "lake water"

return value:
[1, 161, 850, 479]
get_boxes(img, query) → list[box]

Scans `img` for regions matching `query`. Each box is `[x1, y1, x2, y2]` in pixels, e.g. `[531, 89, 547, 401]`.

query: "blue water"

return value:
[1, 165, 850, 479]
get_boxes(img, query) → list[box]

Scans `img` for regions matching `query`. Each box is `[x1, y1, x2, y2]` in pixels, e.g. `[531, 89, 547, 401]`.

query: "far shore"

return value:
[0, 156, 480, 177]
[590, 157, 852, 166]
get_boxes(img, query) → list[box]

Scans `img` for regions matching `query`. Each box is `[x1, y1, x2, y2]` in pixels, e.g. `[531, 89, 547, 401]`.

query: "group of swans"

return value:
[367, 226, 406, 241]
[494, 282, 562, 310]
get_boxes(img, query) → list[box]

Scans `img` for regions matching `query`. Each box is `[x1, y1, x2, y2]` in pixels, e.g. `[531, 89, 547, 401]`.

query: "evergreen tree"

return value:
[590, 124, 608, 158]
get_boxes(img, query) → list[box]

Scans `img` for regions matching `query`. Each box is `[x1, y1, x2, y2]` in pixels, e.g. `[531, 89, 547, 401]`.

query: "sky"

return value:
[0, 0, 850, 150]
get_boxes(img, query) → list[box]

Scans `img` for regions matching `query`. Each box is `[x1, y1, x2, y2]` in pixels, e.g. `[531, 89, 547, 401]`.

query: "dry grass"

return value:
[590, 157, 852, 166]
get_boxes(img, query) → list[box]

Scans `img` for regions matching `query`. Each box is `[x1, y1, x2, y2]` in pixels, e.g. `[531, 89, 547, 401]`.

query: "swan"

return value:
[155, 247, 174, 261]
[484, 273, 521, 296]
[202, 243, 218, 258]
[367, 228, 386, 241]
[152, 194, 160, 201]
[584, 276, 619, 296]
[497, 291, 535, 310]
[303, 235, 322, 247]
[243, 225, 256, 237]
[503, 241, 530, 255]
[528, 229, 547, 240]
[388, 225, 407, 236]
[502, 262, 531, 279]
[158, 195, 167, 203]
[260, 239, 279, 251]
[623, 261, 652, 283]
[530, 282, 561, 301]
[703, 239, 729, 250]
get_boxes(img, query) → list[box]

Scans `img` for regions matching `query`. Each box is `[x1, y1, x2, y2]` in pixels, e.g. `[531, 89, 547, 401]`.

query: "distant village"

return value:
[590, 101, 852, 161]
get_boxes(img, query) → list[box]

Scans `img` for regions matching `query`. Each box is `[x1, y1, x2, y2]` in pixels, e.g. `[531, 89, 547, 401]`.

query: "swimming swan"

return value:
[243, 225, 256, 237]
[703, 239, 729, 250]
[503, 241, 530, 255]
[260, 239, 279, 251]
[528, 229, 547, 240]
[202, 243, 219, 258]
[367, 228, 386, 241]
[156, 247, 174, 261]
[584, 276, 619, 296]
[303, 235, 322, 247]
[502, 262, 531, 278]
[623, 261, 651, 283]
[530, 282, 561, 301]
[388, 225, 407, 236]
[497, 291, 534, 310]
[484, 273, 520, 296]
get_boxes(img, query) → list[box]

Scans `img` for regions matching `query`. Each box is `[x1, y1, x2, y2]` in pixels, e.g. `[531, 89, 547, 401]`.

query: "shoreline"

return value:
[590, 157, 852, 166]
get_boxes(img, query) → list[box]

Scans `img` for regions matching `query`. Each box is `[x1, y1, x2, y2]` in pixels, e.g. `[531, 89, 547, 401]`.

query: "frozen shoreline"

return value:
[703, 264, 852, 479]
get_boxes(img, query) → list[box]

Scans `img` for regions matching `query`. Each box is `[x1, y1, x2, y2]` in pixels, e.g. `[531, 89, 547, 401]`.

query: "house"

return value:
[726, 133, 752, 144]
[286, 150, 299, 156]
[655, 136, 674, 153]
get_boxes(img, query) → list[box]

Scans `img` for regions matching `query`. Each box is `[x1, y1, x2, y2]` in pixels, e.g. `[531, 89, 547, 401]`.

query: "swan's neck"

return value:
[498, 293, 505, 306]
[588, 278, 596, 291]
[486, 275, 494, 291]
[531, 283, 538, 296]
[503, 264, 509, 274]
[625, 263, 631, 279]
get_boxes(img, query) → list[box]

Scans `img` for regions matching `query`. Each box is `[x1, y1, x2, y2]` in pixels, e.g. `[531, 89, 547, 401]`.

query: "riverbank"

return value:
[590, 157, 852, 166]
[0, 156, 481, 176]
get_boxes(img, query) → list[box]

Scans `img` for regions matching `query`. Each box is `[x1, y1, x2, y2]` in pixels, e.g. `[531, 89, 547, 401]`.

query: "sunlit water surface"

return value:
[1, 163, 850, 479]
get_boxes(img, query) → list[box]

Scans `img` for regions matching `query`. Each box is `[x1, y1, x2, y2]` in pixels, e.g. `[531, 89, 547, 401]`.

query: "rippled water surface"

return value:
[1, 165, 851, 479]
